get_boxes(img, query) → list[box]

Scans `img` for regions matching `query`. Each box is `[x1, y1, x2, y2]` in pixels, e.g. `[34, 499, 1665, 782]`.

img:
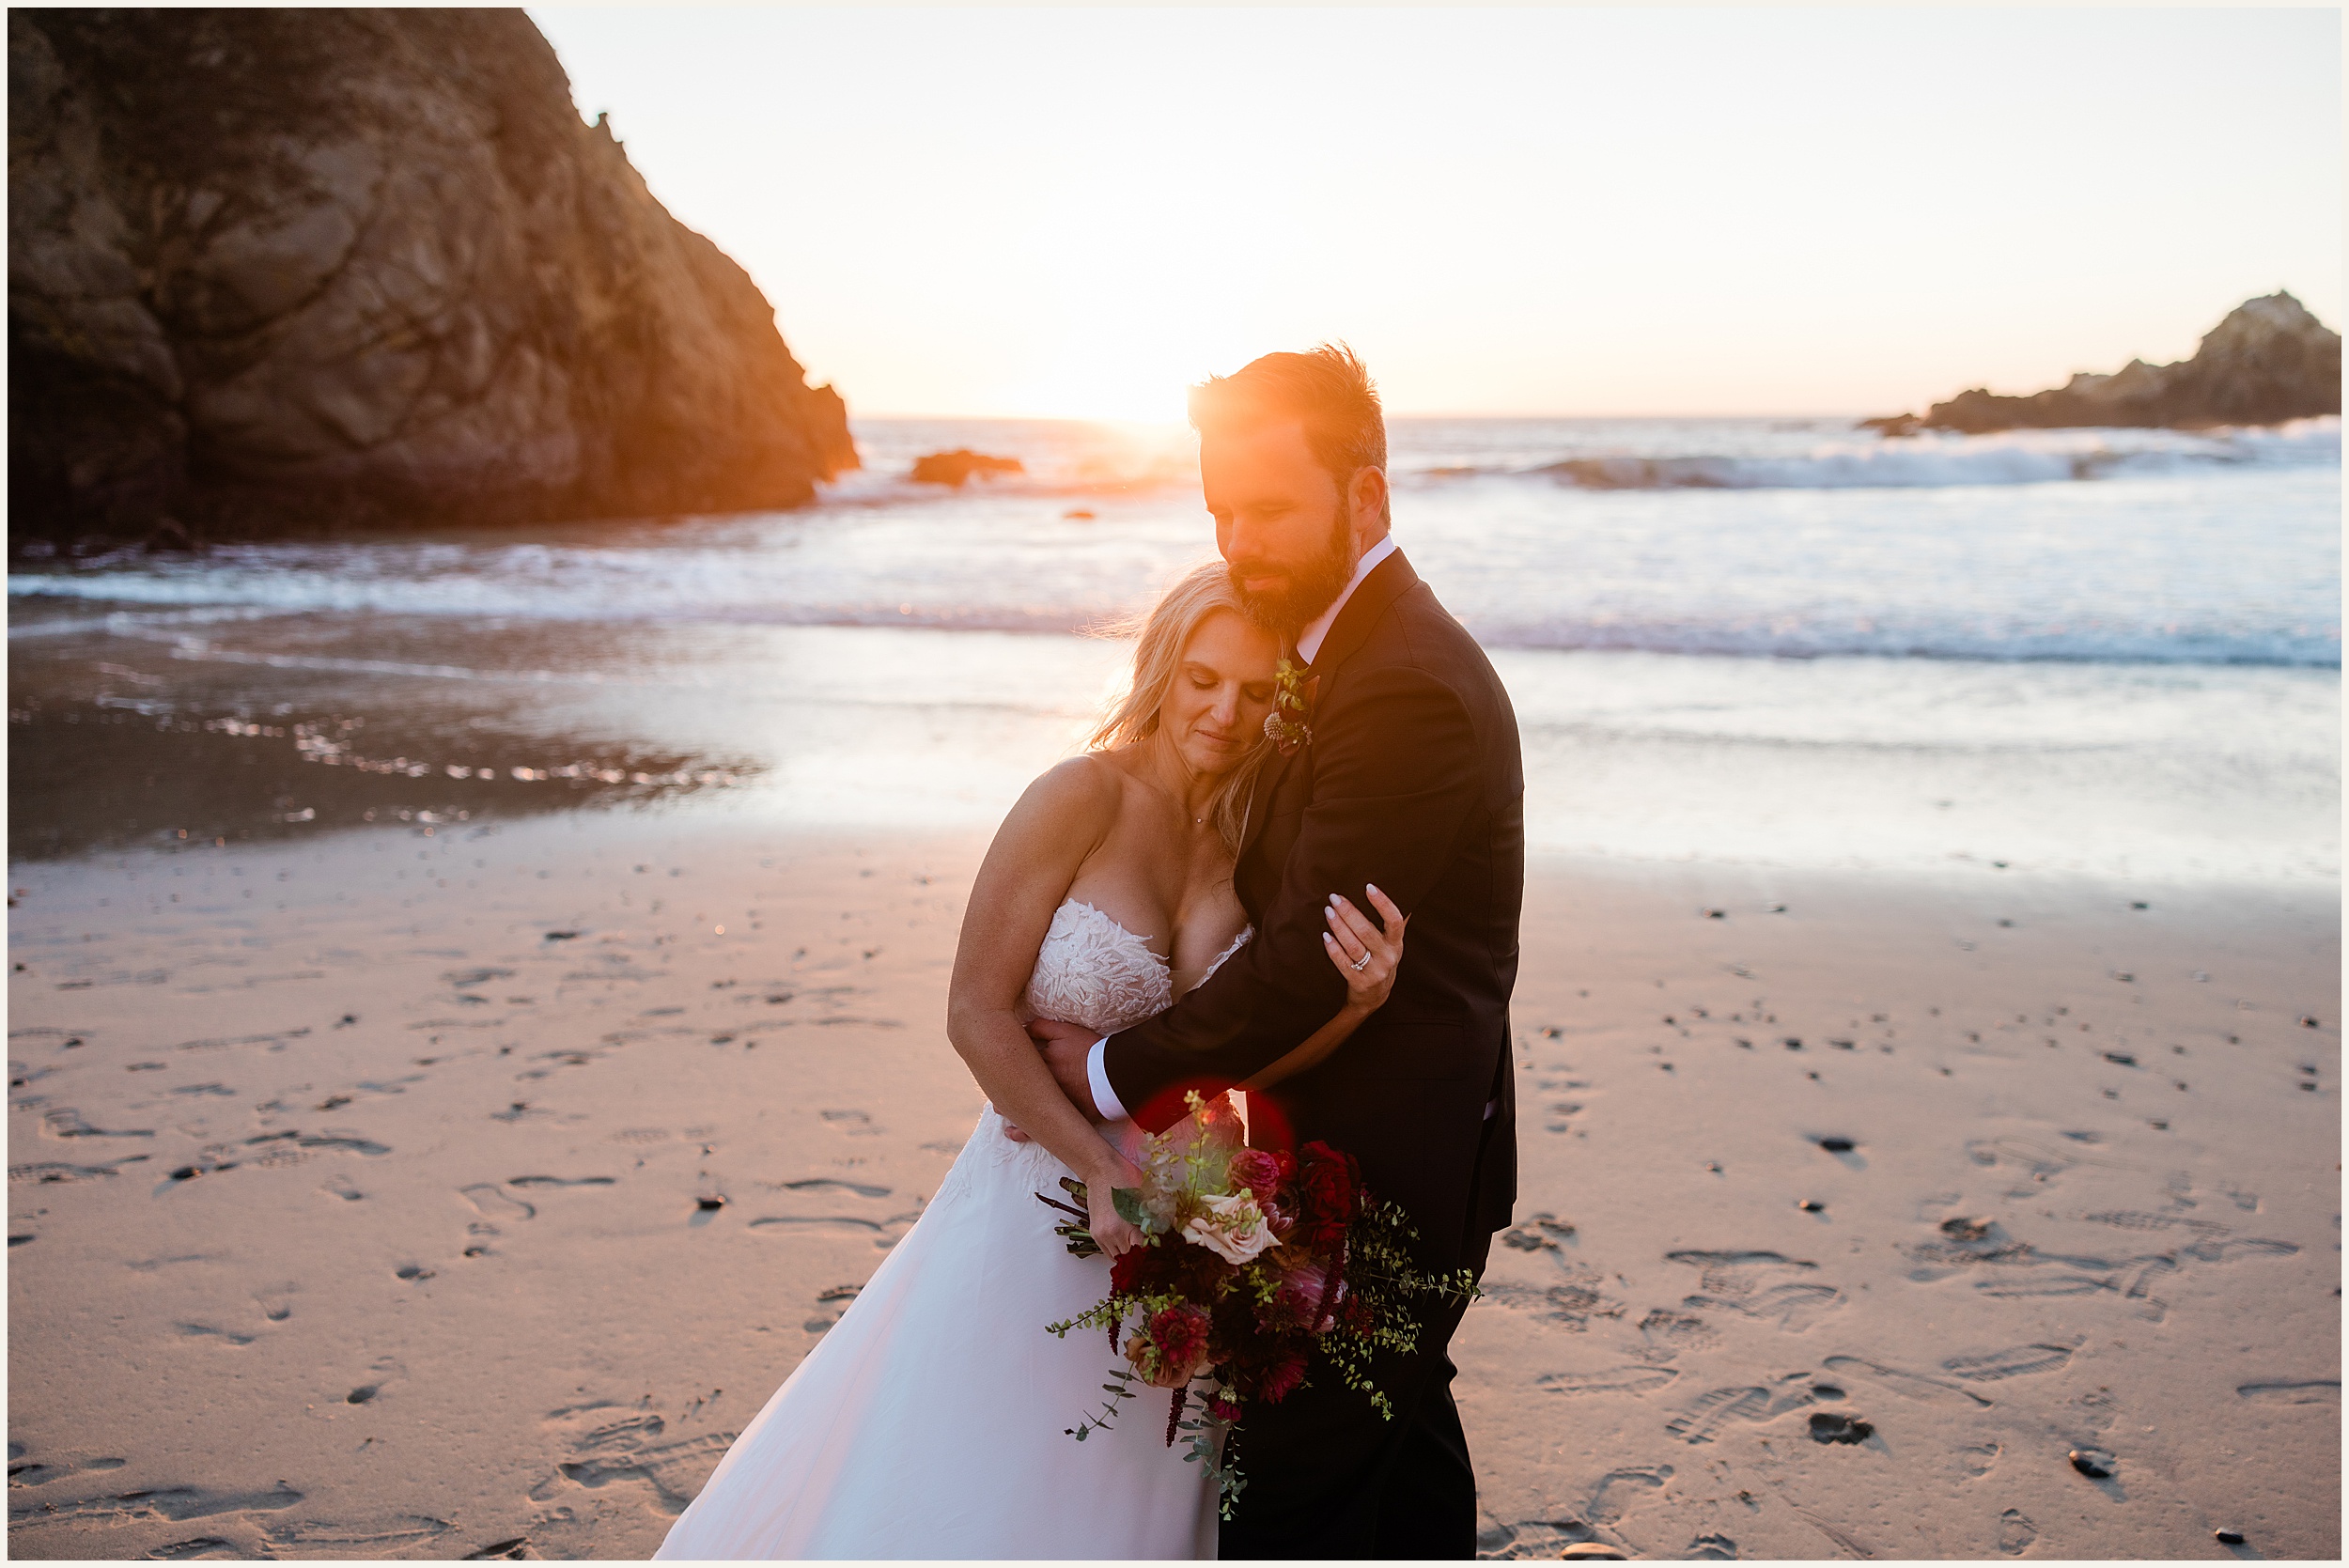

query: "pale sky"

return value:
[531, 6, 2341, 420]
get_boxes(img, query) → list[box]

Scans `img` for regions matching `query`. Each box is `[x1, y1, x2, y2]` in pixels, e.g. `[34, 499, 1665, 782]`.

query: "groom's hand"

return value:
[1028, 1017, 1104, 1119]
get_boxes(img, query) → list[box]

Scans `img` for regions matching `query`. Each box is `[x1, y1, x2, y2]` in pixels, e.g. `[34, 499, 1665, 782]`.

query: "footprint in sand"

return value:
[459, 1183, 536, 1221]
[20, 1480, 304, 1524]
[530, 1400, 738, 1514]
[7, 1452, 130, 1487]
[1484, 1265, 1624, 1331]
[40, 1108, 155, 1141]
[1997, 1508, 2038, 1555]
[1665, 1250, 1842, 1332]
[1584, 1465, 1672, 1524]
[264, 1515, 453, 1551]
[1637, 1309, 1718, 1358]
[805, 1283, 863, 1333]
[2236, 1379, 2340, 1405]
[1664, 1375, 1816, 1443]
[749, 1212, 922, 1250]
[145, 1537, 244, 1559]
[1957, 1441, 2003, 1476]
[1537, 1366, 1682, 1397]
[1683, 1534, 1738, 1560]
[176, 1322, 257, 1347]
[1941, 1343, 2078, 1383]
[778, 1177, 894, 1199]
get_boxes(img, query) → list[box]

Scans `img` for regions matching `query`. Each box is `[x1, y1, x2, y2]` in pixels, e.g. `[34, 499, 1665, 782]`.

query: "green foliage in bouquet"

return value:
[1040, 1093, 1477, 1518]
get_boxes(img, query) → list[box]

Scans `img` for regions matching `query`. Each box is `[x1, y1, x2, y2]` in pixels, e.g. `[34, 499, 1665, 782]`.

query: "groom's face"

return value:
[1203, 420, 1361, 636]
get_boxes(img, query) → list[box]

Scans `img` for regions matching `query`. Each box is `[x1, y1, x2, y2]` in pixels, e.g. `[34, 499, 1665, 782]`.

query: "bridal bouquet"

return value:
[1038, 1093, 1475, 1516]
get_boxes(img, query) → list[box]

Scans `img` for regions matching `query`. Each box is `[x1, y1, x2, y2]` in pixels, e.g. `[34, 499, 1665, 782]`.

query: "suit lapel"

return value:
[1234, 549, 1421, 867]
[1307, 547, 1418, 681]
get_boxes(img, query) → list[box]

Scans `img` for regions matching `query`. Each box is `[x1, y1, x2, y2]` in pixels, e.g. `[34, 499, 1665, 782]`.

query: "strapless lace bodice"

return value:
[1021, 900, 1176, 1034]
[1021, 899, 1251, 1032]
[931, 899, 1249, 1210]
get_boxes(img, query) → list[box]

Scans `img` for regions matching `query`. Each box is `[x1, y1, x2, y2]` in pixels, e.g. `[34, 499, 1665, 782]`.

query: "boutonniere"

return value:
[1264, 658, 1319, 756]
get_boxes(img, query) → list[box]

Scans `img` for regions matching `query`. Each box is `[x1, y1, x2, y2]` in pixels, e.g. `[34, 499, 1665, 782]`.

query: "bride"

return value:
[655, 563, 1407, 1560]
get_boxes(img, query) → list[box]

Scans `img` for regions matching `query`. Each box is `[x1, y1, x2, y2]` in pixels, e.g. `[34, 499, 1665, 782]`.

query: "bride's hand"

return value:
[1085, 1157, 1147, 1259]
[1323, 883, 1407, 1012]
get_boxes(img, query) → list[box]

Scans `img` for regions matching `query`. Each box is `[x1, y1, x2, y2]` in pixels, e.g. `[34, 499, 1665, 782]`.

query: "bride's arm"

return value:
[945, 757, 1147, 1255]
[1237, 886, 1408, 1093]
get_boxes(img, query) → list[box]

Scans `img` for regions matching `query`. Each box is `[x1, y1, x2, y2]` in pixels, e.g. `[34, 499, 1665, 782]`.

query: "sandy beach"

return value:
[8, 802, 2336, 1560]
[9, 4, 2341, 1558]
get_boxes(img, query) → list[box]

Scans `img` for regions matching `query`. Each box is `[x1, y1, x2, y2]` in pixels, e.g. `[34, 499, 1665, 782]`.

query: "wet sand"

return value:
[8, 808, 2338, 1560]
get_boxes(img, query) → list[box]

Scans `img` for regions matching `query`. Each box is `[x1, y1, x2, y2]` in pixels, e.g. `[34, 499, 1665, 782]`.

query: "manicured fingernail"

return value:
[1366, 882, 1381, 897]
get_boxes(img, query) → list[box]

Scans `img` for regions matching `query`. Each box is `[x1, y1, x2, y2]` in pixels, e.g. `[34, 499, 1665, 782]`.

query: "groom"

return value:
[1031, 345, 1524, 1558]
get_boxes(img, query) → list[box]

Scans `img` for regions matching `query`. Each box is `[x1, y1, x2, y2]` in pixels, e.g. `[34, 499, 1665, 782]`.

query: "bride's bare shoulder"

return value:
[1003, 753, 1127, 836]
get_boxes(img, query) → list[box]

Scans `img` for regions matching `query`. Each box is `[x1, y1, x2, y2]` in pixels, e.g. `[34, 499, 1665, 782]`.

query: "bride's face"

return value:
[1161, 610, 1280, 778]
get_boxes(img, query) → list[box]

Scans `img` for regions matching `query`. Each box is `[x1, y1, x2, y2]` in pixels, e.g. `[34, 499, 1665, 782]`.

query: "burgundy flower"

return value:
[1292, 1141, 1361, 1248]
[1205, 1391, 1241, 1423]
[1299, 1141, 1359, 1210]
[1110, 1247, 1144, 1295]
[1229, 1147, 1283, 1205]
[1257, 1350, 1309, 1404]
[1128, 1304, 1213, 1389]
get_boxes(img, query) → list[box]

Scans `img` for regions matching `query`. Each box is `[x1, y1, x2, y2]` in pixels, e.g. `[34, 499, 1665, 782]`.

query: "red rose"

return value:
[1299, 1142, 1359, 1214]
[1228, 1148, 1283, 1205]
[1293, 1142, 1361, 1249]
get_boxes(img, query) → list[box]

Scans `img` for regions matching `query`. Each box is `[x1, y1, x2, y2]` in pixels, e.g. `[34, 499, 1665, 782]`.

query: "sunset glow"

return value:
[531, 6, 2340, 420]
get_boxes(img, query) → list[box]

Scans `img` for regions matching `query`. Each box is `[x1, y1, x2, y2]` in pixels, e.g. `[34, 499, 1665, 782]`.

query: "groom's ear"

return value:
[1348, 464, 1390, 538]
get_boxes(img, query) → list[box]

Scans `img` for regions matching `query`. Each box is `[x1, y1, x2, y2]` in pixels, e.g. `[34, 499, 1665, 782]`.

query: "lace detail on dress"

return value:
[1021, 900, 1175, 1035]
[931, 901, 1252, 1212]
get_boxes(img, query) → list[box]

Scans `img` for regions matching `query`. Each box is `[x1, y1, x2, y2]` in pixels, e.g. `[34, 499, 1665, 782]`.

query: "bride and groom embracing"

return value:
[659, 346, 1525, 1560]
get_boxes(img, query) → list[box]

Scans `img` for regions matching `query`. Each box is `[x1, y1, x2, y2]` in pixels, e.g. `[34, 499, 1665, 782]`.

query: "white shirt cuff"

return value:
[1085, 1038, 1129, 1123]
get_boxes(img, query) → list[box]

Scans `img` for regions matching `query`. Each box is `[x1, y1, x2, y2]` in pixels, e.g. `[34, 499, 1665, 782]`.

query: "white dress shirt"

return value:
[1082, 533, 1398, 1123]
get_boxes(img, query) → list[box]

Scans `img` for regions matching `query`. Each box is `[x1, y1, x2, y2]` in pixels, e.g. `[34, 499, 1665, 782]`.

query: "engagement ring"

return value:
[1350, 953, 1371, 970]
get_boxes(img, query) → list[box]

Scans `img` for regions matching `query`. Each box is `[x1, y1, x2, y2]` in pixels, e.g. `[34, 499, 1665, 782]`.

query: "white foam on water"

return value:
[9, 417, 2339, 667]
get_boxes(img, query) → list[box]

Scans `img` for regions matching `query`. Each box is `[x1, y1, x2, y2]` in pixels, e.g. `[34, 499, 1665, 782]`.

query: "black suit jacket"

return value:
[1103, 549, 1523, 1271]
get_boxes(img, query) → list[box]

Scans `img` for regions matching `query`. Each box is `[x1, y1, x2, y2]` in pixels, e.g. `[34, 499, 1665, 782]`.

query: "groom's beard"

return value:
[1228, 507, 1358, 638]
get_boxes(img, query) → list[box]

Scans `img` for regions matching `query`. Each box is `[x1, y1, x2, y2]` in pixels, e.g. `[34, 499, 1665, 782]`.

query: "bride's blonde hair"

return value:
[1090, 562, 1277, 853]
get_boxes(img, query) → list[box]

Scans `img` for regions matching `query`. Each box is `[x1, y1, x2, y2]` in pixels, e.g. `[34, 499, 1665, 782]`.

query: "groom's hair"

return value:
[1189, 344, 1390, 525]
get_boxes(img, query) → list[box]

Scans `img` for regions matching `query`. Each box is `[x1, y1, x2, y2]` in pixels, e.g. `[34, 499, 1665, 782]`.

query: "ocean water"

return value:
[9, 416, 2340, 882]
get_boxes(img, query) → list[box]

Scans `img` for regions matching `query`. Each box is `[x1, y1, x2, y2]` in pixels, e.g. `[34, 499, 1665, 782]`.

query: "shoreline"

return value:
[8, 811, 2338, 1559]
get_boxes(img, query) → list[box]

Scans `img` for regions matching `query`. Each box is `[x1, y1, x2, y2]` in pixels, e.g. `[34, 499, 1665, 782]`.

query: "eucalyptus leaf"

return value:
[1112, 1187, 1148, 1226]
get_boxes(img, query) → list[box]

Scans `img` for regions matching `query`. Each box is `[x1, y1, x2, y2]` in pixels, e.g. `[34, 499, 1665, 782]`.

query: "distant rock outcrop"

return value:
[1865, 294, 2341, 437]
[909, 449, 1024, 487]
[8, 8, 855, 548]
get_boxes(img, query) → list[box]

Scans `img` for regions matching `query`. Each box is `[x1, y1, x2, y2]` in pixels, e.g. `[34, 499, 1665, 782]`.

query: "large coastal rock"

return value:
[9, 8, 855, 547]
[1867, 293, 2341, 436]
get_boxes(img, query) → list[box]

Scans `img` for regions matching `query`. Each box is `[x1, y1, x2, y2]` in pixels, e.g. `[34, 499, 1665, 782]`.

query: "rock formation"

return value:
[1865, 293, 2341, 436]
[909, 449, 1025, 487]
[8, 8, 855, 548]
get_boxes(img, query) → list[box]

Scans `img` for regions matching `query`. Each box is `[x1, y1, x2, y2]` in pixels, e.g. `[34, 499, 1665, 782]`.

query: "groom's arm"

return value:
[1094, 662, 1482, 1128]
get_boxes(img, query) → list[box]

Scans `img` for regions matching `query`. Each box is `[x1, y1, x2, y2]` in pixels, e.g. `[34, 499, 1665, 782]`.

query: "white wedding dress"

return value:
[656, 899, 1245, 1560]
